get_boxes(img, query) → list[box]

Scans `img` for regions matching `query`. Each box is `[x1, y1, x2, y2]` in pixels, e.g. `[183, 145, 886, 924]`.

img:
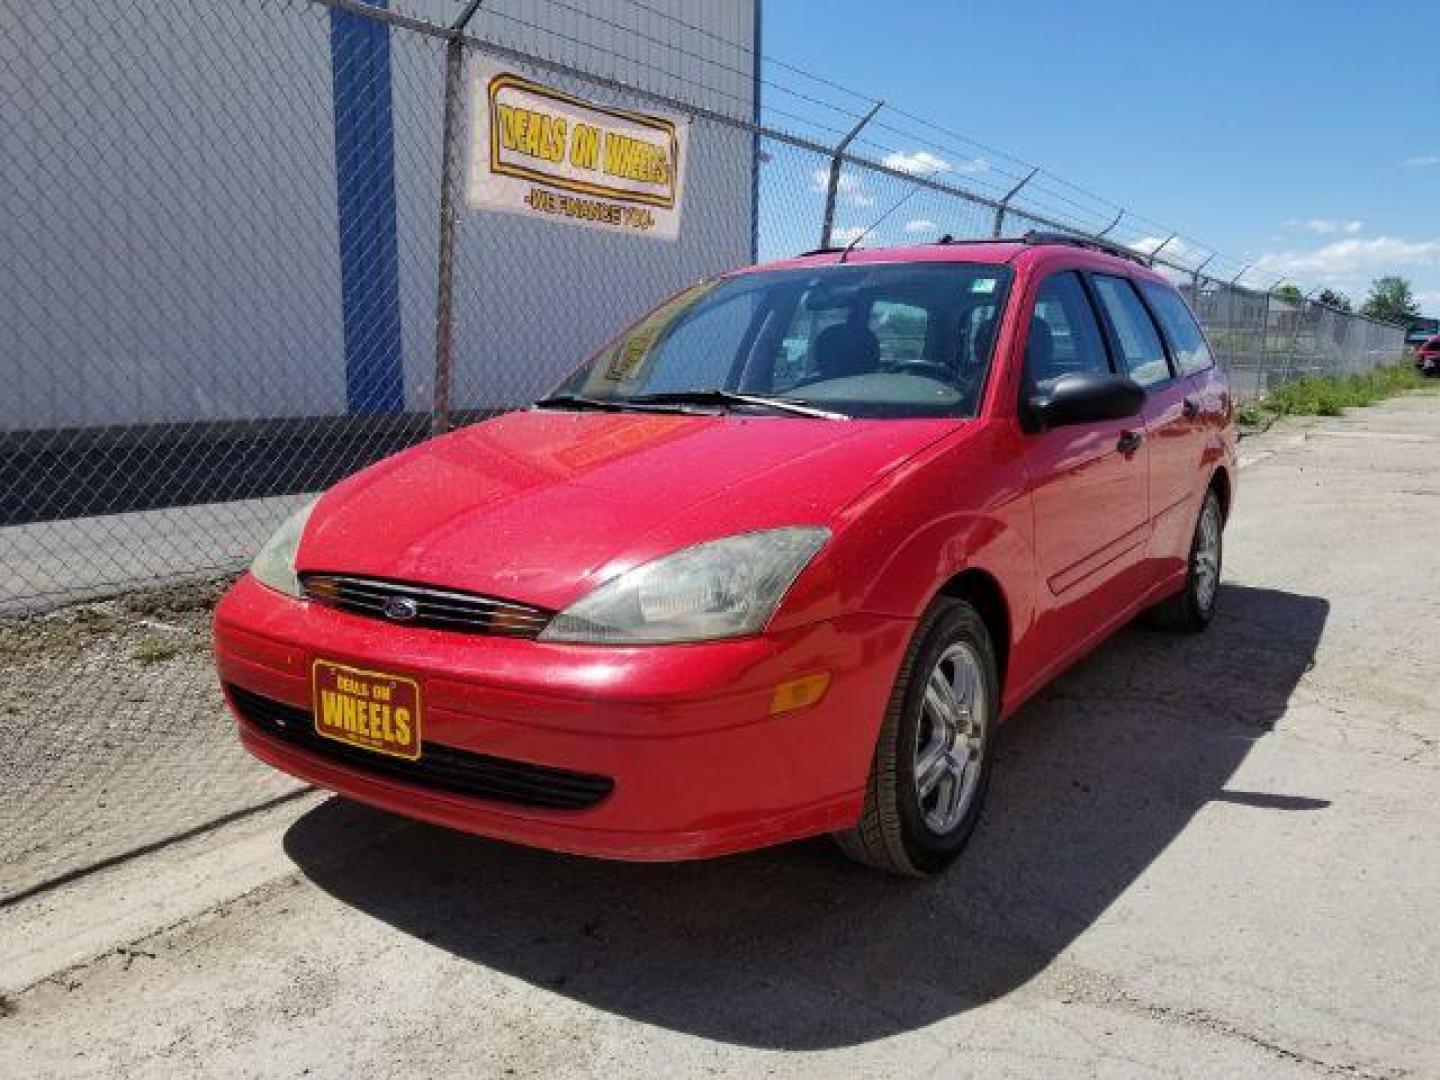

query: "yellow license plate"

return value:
[311, 659, 422, 761]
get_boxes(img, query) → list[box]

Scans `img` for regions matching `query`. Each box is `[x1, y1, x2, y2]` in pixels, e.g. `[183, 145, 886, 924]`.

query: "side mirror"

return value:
[1027, 372, 1146, 431]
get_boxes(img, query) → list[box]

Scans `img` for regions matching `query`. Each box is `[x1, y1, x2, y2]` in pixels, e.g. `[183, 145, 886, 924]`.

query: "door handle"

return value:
[1117, 430, 1144, 455]
[1182, 396, 1200, 419]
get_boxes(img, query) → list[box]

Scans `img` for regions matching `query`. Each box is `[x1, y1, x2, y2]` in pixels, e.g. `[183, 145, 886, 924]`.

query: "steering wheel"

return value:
[886, 360, 957, 383]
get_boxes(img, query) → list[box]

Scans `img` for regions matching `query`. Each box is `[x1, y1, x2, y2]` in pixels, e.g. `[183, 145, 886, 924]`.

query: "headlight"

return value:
[539, 527, 830, 644]
[250, 499, 319, 598]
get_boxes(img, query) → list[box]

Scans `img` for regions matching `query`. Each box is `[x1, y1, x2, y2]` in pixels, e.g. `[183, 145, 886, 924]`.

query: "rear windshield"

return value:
[556, 262, 1014, 419]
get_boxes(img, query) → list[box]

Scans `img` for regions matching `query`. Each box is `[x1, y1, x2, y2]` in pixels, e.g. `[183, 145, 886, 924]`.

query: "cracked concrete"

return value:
[0, 394, 1437, 1078]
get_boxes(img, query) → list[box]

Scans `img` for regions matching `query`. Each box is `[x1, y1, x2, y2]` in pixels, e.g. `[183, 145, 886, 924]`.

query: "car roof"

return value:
[748, 234, 1173, 287]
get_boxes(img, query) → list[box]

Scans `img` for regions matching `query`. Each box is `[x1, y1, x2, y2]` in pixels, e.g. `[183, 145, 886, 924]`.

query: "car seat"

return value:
[812, 323, 880, 380]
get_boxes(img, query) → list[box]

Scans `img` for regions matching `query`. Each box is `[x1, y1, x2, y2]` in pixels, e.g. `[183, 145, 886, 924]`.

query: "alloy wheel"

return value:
[1194, 498, 1222, 614]
[913, 641, 988, 834]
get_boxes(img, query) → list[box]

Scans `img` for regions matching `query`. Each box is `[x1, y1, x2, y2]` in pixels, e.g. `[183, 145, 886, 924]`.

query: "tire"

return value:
[1145, 487, 1223, 633]
[835, 598, 998, 876]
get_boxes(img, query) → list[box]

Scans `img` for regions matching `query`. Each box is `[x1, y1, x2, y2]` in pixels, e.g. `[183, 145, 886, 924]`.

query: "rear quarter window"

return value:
[1090, 274, 1171, 387]
[1138, 281, 1215, 376]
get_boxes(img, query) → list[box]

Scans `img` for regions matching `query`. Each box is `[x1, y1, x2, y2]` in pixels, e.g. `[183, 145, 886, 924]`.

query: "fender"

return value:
[797, 421, 1039, 706]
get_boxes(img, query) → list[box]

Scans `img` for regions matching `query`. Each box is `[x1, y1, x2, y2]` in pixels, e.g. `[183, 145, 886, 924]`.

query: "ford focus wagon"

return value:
[214, 232, 1236, 876]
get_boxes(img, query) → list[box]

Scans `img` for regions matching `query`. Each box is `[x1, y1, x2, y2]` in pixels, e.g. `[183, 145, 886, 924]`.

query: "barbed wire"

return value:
[458, 0, 1290, 293]
[329, 0, 1402, 312]
[530, 0, 1250, 277]
[418, 2, 1381, 307]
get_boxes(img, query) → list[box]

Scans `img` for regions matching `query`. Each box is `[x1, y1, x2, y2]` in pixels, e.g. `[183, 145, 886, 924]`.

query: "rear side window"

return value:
[1091, 275, 1171, 387]
[1027, 272, 1111, 390]
[1139, 281, 1214, 375]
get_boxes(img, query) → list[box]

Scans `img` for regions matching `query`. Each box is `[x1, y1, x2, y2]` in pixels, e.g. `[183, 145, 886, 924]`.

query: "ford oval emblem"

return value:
[382, 596, 420, 622]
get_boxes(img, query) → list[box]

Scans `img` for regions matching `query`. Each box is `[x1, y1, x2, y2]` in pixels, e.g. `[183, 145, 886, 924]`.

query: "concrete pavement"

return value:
[2, 395, 1437, 1079]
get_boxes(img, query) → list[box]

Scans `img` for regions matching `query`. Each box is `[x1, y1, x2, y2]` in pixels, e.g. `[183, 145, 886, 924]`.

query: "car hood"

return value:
[296, 409, 958, 610]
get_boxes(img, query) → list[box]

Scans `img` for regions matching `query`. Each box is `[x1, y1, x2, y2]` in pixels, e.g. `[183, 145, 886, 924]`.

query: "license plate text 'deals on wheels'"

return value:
[311, 660, 421, 761]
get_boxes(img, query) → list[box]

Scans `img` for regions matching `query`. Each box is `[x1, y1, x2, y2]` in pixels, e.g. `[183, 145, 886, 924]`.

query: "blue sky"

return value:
[762, 0, 1440, 314]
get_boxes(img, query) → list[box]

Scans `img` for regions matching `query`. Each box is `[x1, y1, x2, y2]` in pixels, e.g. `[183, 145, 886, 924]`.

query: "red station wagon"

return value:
[214, 233, 1236, 876]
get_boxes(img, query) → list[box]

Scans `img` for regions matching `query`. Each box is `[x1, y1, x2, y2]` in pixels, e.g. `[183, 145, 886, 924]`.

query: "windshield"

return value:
[550, 262, 1013, 419]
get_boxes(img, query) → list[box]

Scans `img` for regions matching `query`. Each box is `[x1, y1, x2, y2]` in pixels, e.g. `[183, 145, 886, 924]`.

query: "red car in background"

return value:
[1415, 335, 1440, 375]
[214, 233, 1236, 876]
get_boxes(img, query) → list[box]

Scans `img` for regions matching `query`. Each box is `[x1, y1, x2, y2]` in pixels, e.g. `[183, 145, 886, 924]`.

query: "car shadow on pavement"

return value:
[283, 583, 1328, 1051]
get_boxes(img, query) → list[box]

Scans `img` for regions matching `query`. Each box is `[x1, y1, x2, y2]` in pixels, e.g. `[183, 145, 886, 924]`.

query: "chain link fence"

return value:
[1, 0, 1408, 615]
[1182, 286, 1406, 402]
[0, 0, 1407, 899]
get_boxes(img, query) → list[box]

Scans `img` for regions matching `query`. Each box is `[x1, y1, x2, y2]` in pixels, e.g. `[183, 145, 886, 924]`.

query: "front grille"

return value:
[299, 574, 552, 639]
[228, 685, 613, 811]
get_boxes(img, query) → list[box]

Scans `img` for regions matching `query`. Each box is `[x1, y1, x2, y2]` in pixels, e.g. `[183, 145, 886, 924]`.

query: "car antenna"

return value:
[837, 184, 922, 263]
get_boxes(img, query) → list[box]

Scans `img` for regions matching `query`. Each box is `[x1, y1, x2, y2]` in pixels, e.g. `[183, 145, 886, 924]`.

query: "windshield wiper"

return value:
[625, 390, 849, 421]
[532, 393, 701, 415]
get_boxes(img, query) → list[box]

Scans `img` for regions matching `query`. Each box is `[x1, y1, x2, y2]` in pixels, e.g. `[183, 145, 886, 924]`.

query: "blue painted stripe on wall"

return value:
[330, 0, 404, 415]
[752, 0, 762, 263]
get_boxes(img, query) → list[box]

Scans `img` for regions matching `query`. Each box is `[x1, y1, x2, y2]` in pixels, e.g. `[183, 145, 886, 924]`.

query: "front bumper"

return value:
[214, 574, 913, 860]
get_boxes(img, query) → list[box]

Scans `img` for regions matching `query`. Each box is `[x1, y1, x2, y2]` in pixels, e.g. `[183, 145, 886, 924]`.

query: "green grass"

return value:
[1243, 363, 1432, 422]
[1235, 399, 1267, 427]
[132, 637, 180, 665]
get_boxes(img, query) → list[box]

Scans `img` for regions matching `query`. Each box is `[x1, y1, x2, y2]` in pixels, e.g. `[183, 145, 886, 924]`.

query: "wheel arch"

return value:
[937, 567, 1011, 707]
[1209, 465, 1232, 522]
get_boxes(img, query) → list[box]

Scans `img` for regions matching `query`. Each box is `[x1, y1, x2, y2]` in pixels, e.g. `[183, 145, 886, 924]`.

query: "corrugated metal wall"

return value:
[0, 0, 758, 430]
[1, 1, 346, 429]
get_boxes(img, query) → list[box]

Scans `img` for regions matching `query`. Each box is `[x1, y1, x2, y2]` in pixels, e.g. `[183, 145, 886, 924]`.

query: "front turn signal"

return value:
[769, 672, 832, 715]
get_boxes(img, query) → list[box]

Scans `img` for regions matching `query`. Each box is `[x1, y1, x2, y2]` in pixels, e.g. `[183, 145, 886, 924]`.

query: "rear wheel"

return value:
[1146, 487, 1223, 633]
[835, 599, 997, 876]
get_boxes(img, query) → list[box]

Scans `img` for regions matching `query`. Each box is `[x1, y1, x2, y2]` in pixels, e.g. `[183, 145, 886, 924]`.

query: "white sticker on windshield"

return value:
[971, 278, 998, 294]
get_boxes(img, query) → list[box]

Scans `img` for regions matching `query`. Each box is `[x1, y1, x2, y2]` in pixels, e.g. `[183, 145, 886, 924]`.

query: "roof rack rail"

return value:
[801, 233, 1149, 265]
[1020, 230, 1149, 266]
[931, 235, 1015, 246]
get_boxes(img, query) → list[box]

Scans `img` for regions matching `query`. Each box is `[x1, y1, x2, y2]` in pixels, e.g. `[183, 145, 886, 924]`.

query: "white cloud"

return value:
[1233, 270, 1275, 291]
[1403, 154, 1440, 167]
[808, 169, 874, 207]
[1416, 290, 1440, 313]
[883, 149, 950, 175]
[1251, 236, 1440, 281]
[1303, 219, 1364, 235]
[1118, 237, 1196, 284]
[1130, 235, 1180, 256]
[829, 225, 867, 245]
[903, 218, 938, 234]
[1129, 236, 1197, 262]
[880, 149, 989, 176]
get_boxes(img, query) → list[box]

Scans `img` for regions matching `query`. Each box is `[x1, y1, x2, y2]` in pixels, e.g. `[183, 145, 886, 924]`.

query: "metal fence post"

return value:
[431, 0, 484, 436]
[1147, 233, 1177, 265]
[1303, 286, 1324, 377]
[1191, 254, 1214, 300]
[991, 167, 1037, 238]
[1283, 285, 1311, 385]
[1096, 209, 1125, 238]
[819, 101, 882, 249]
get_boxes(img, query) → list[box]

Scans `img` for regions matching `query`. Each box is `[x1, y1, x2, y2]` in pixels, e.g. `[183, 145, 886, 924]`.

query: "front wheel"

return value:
[835, 599, 997, 876]
[1146, 487, 1223, 633]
